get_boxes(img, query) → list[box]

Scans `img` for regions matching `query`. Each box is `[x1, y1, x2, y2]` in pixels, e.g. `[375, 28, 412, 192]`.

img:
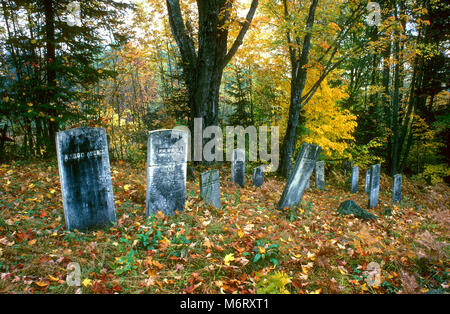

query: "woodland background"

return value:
[0, 0, 449, 294]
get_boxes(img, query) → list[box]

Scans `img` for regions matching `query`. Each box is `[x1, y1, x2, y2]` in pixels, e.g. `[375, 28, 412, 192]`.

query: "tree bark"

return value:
[279, 0, 319, 177]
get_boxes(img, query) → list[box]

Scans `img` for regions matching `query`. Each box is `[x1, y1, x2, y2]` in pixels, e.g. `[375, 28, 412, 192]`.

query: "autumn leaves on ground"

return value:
[0, 161, 448, 294]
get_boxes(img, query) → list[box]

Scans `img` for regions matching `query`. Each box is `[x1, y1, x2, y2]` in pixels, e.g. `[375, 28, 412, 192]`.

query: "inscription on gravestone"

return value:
[351, 166, 359, 193]
[56, 127, 116, 231]
[146, 129, 188, 217]
[200, 170, 221, 209]
[231, 149, 245, 187]
[368, 164, 381, 209]
[315, 161, 325, 190]
[278, 143, 322, 209]
[252, 166, 265, 187]
[392, 174, 402, 203]
[365, 169, 371, 193]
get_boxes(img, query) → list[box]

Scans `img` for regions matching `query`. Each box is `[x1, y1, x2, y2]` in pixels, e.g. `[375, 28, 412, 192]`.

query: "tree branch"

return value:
[222, 0, 259, 68]
[166, 0, 197, 68]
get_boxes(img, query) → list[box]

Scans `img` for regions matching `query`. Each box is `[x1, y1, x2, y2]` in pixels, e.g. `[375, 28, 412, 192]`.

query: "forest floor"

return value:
[0, 160, 449, 294]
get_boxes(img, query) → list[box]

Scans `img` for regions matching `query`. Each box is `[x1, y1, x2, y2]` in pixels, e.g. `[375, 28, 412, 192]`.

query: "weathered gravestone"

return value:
[231, 149, 245, 187]
[368, 164, 381, 208]
[56, 127, 116, 231]
[187, 165, 195, 181]
[315, 161, 325, 190]
[351, 166, 359, 193]
[200, 170, 221, 209]
[337, 200, 377, 221]
[365, 169, 371, 193]
[392, 174, 402, 203]
[252, 166, 265, 187]
[278, 143, 322, 209]
[306, 179, 310, 189]
[146, 129, 188, 217]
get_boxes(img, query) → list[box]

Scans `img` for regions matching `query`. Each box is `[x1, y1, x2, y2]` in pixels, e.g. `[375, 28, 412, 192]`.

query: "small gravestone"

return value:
[278, 143, 321, 209]
[315, 160, 325, 190]
[231, 149, 245, 187]
[365, 169, 371, 193]
[146, 129, 188, 217]
[392, 174, 402, 203]
[368, 164, 381, 208]
[187, 165, 195, 181]
[56, 127, 116, 231]
[337, 200, 377, 221]
[252, 166, 265, 187]
[351, 166, 359, 193]
[200, 170, 221, 209]
[306, 179, 310, 189]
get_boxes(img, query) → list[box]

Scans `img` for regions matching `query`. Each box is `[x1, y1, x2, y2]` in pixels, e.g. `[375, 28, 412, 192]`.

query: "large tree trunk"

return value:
[166, 0, 258, 161]
[279, 0, 319, 177]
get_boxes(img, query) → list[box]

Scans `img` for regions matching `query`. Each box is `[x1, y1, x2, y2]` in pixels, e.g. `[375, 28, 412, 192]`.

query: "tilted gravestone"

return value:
[231, 148, 245, 187]
[368, 164, 381, 208]
[252, 166, 265, 187]
[365, 169, 371, 193]
[278, 143, 322, 209]
[315, 160, 325, 190]
[200, 170, 221, 209]
[146, 129, 188, 217]
[392, 174, 402, 203]
[56, 127, 116, 231]
[351, 166, 359, 193]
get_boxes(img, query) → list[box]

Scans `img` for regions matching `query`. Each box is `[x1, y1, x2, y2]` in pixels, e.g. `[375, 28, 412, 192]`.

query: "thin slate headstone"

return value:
[351, 166, 359, 193]
[365, 169, 371, 193]
[187, 165, 195, 181]
[392, 174, 402, 203]
[278, 143, 322, 209]
[56, 127, 116, 231]
[231, 148, 245, 187]
[315, 160, 325, 190]
[368, 164, 381, 209]
[146, 129, 188, 217]
[252, 166, 265, 187]
[200, 170, 221, 209]
[306, 179, 310, 189]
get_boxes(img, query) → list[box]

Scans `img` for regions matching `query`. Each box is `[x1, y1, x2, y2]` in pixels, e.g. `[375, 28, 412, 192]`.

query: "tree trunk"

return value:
[279, 0, 319, 177]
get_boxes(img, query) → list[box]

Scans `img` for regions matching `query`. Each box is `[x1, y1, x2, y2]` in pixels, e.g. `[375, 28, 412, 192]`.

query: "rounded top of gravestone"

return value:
[147, 129, 188, 166]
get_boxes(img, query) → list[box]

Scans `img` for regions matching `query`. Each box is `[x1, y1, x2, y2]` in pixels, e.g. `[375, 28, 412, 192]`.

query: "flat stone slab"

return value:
[56, 127, 116, 231]
[146, 129, 188, 217]
[278, 143, 321, 209]
[200, 170, 221, 209]
[337, 200, 377, 221]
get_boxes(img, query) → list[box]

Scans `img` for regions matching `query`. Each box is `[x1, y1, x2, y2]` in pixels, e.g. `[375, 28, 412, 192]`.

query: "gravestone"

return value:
[56, 127, 116, 231]
[365, 169, 371, 193]
[187, 165, 195, 181]
[392, 174, 402, 203]
[278, 143, 322, 209]
[351, 166, 359, 193]
[306, 179, 310, 189]
[252, 166, 265, 187]
[200, 170, 221, 209]
[231, 148, 245, 187]
[146, 129, 188, 217]
[315, 161, 325, 190]
[368, 164, 381, 208]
